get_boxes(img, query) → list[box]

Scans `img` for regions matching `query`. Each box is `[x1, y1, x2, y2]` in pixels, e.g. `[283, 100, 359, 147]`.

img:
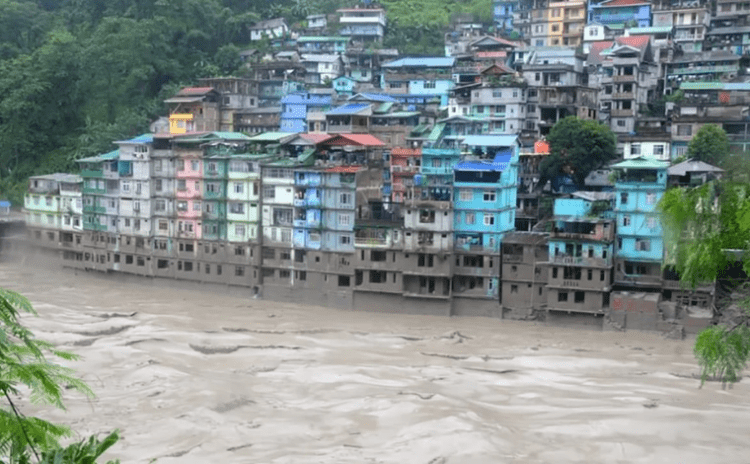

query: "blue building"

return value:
[279, 92, 333, 133]
[381, 57, 456, 107]
[333, 76, 357, 97]
[494, 0, 518, 34]
[547, 195, 615, 313]
[611, 156, 669, 289]
[293, 168, 324, 250]
[452, 135, 519, 254]
[589, 0, 651, 29]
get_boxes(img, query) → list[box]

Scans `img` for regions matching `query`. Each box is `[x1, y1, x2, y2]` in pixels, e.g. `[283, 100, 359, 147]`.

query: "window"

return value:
[552, 267, 558, 278]
[205, 203, 215, 213]
[483, 214, 495, 226]
[154, 199, 166, 212]
[235, 266, 245, 276]
[233, 182, 243, 194]
[558, 291, 568, 302]
[193, 201, 201, 211]
[636, 239, 651, 251]
[466, 213, 475, 225]
[677, 125, 692, 136]
[631, 144, 641, 156]
[206, 183, 219, 193]
[574, 291, 585, 303]
[653, 145, 665, 156]
[177, 179, 186, 191]
[511, 284, 518, 294]
[122, 181, 130, 192]
[646, 217, 656, 229]
[235, 246, 245, 256]
[620, 193, 628, 205]
[230, 203, 245, 214]
[424, 81, 436, 89]
[623, 215, 631, 227]
[177, 201, 188, 212]
[646, 193, 656, 205]
[418, 209, 435, 224]
[233, 224, 245, 237]
[339, 214, 351, 226]
[340, 192, 352, 205]
[338, 275, 350, 287]
[263, 186, 275, 200]
[483, 191, 496, 202]
[617, 120, 626, 127]
[191, 160, 200, 171]
[340, 235, 351, 245]
[158, 220, 168, 231]
[460, 189, 472, 201]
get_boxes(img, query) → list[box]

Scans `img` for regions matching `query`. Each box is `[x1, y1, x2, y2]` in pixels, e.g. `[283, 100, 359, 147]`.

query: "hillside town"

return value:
[10, 1, 744, 335]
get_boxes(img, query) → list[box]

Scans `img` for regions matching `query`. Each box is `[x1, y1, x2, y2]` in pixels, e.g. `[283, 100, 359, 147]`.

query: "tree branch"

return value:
[4, 391, 40, 463]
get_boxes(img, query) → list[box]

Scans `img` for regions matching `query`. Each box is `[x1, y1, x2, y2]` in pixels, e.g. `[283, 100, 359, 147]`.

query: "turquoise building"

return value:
[612, 156, 669, 289]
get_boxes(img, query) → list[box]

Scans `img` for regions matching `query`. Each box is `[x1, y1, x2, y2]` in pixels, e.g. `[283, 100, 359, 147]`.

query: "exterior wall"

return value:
[622, 141, 671, 161]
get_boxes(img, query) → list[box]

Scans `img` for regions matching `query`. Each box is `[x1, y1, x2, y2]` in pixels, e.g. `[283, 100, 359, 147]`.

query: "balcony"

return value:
[611, 108, 635, 117]
[81, 169, 103, 178]
[612, 92, 635, 100]
[421, 166, 454, 176]
[391, 165, 419, 175]
[82, 205, 106, 214]
[670, 65, 739, 75]
[354, 236, 390, 247]
[550, 255, 611, 267]
[613, 74, 636, 83]
[294, 197, 321, 208]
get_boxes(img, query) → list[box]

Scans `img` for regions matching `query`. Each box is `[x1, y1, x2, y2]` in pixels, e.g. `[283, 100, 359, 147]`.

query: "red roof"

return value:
[475, 51, 508, 59]
[391, 148, 421, 156]
[176, 87, 215, 96]
[325, 165, 361, 173]
[615, 35, 650, 50]
[300, 133, 332, 144]
[534, 140, 550, 154]
[601, 0, 649, 6]
[324, 134, 386, 147]
[588, 41, 615, 65]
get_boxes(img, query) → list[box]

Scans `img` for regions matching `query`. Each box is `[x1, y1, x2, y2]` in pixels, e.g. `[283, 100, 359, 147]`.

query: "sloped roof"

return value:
[628, 26, 673, 34]
[29, 173, 82, 183]
[297, 36, 349, 42]
[175, 87, 215, 96]
[391, 148, 421, 156]
[612, 156, 669, 169]
[615, 34, 650, 51]
[455, 151, 513, 171]
[588, 41, 615, 65]
[78, 149, 119, 163]
[301, 53, 342, 63]
[571, 191, 615, 202]
[325, 165, 361, 173]
[349, 92, 398, 102]
[251, 18, 286, 30]
[680, 82, 750, 91]
[668, 159, 724, 176]
[300, 133, 332, 144]
[595, 0, 650, 6]
[381, 57, 455, 68]
[247, 132, 296, 142]
[324, 134, 385, 147]
[116, 134, 154, 144]
[327, 103, 371, 115]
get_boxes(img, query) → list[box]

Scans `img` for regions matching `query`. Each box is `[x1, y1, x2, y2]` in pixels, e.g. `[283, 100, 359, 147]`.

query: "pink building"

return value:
[175, 145, 203, 239]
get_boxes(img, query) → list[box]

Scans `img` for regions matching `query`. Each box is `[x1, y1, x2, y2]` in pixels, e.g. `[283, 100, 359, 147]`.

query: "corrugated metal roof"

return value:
[78, 149, 119, 163]
[297, 36, 349, 42]
[680, 82, 750, 91]
[327, 103, 371, 115]
[391, 148, 421, 156]
[325, 165, 361, 173]
[324, 134, 385, 146]
[628, 26, 673, 34]
[299, 133, 332, 144]
[117, 133, 153, 144]
[176, 87, 215, 96]
[301, 53, 341, 63]
[373, 101, 395, 113]
[29, 173, 83, 183]
[596, 0, 650, 6]
[612, 156, 669, 169]
[349, 93, 398, 102]
[455, 152, 513, 171]
[461, 135, 518, 147]
[707, 26, 750, 35]
[668, 159, 724, 176]
[382, 57, 456, 68]
[428, 123, 445, 142]
[247, 132, 296, 142]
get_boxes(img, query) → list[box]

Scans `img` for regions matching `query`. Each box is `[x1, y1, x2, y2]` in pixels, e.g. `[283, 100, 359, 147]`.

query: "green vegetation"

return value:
[539, 116, 618, 190]
[687, 124, 731, 166]
[0, 287, 119, 462]
[659, 180, 750, 386]
[0, 0, 495, 205]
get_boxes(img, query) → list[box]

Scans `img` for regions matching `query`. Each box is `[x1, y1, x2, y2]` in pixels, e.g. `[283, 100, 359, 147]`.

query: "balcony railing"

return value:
[550, 255, 611, 267]
[670, 65, 739, 75]
[611, 108, 635, 117]
[354, 236, 390, 247]
[612, 92, 635, 100]
[613, 74, 636, 83]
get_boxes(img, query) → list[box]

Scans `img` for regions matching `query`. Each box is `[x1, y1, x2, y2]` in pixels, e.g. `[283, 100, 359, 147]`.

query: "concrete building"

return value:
[115, 134, 153, 242]
[651, 0, 709, 52]
[588, 0, 651, 30]
[164, 87, 222, 134]
[664, 50, 741, 95]
[337, 8, 387, 43]
[197, 78, 259, 132]
[546, 197, 615, 315]
[612, 156, 669, 291]
[249, 18, 289, 41]
[501, 231, 549, 318]
[297, 36, 349, 54]
[24, 174, 82, 249]
[381, 57, 456, 107]
[301, 54, 344, 85]
[279, 92, 333, 133]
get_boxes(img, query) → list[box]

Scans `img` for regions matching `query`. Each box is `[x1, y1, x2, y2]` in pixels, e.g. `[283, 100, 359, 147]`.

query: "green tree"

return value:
[659, 182, 750, 386]
[0, 287, 120, 462]
[539, 116, 618, 189]
[687, 124, 731, 165]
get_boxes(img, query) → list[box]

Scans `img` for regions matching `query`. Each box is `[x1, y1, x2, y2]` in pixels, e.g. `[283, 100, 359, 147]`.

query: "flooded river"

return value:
[2, 262, 749, 463]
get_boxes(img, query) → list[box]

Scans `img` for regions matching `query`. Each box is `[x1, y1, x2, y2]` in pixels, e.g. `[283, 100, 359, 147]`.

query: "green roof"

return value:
[211, 131, 252, 140]
[612, 156, 669, 170]
[628, 26, 672, 34]
[679, 82, 750, 91]
[297, 36, 349, 42]
[373, 102, 395, 114]
[176, 131, 252, 143]
[428, 123, 445, 142]
[381, 111, 421, 118]
[298, 148, 316, 166]
[77, 149, 119, 163]
[411, 123, 430, 136]
[248, 132, 296, 142]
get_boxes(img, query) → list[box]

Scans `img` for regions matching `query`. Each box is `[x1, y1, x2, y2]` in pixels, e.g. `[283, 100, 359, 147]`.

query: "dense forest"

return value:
[0, 0, 491, 205]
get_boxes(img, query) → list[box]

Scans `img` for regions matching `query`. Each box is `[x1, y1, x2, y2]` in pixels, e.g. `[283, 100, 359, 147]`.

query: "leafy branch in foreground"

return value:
[0, 287, 120, 463]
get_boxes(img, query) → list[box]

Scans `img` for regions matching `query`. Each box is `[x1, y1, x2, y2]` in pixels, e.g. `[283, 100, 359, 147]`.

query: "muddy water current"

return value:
[2, 263, 749, 463]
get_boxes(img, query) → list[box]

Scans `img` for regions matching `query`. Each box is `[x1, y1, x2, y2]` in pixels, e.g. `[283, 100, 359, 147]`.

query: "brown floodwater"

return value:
[2, 262, 749, 463]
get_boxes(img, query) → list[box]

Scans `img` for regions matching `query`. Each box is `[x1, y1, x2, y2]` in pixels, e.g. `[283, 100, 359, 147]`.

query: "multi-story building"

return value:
[515, 140, 548, 231]
[469, 82, 528, 135]
[279, 91, 333, 133]
[665, 50, 741, 94]
[390, 148, 421, 204]
[546, 0, 587, 47]
[301, 54, 344, 85]
[711, 0, 750, 29]
[612, 156, 669, 291]
[296, 36, 350, 54]
[24, 174, 82, 249]
[652, 0, 709, 52]
[546, 197, 615, 314]
[522, 47, 598, 136]
[164, 87, 222, 134]
[495, 0, 519, 33]
[598, 35, 659, 135]
[704, 26, 750, 55]
[197, 77, 258, 132]
[381, 57, 456, 107]
[589, 0, 651, 30]
[115, 134, 153, 243]
[501, 232, 549, 318]
[78, 150, 120, 238]
[337, 8, 387, 43]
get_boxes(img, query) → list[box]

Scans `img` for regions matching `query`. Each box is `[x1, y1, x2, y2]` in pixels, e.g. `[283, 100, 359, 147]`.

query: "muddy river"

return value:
[2, 263, 748, 463]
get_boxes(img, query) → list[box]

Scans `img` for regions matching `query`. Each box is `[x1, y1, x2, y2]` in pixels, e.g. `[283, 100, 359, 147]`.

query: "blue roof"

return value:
[0, 200, 11, 208]
[461, 135, 518, 147]
[326, 103, 371, 115]
[281, 92, 333, 104]
[118, 134, 153, 144]
[382, 57, 456, 68]
[455, 155, 513, 172]
[350, 92, 398, 102]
